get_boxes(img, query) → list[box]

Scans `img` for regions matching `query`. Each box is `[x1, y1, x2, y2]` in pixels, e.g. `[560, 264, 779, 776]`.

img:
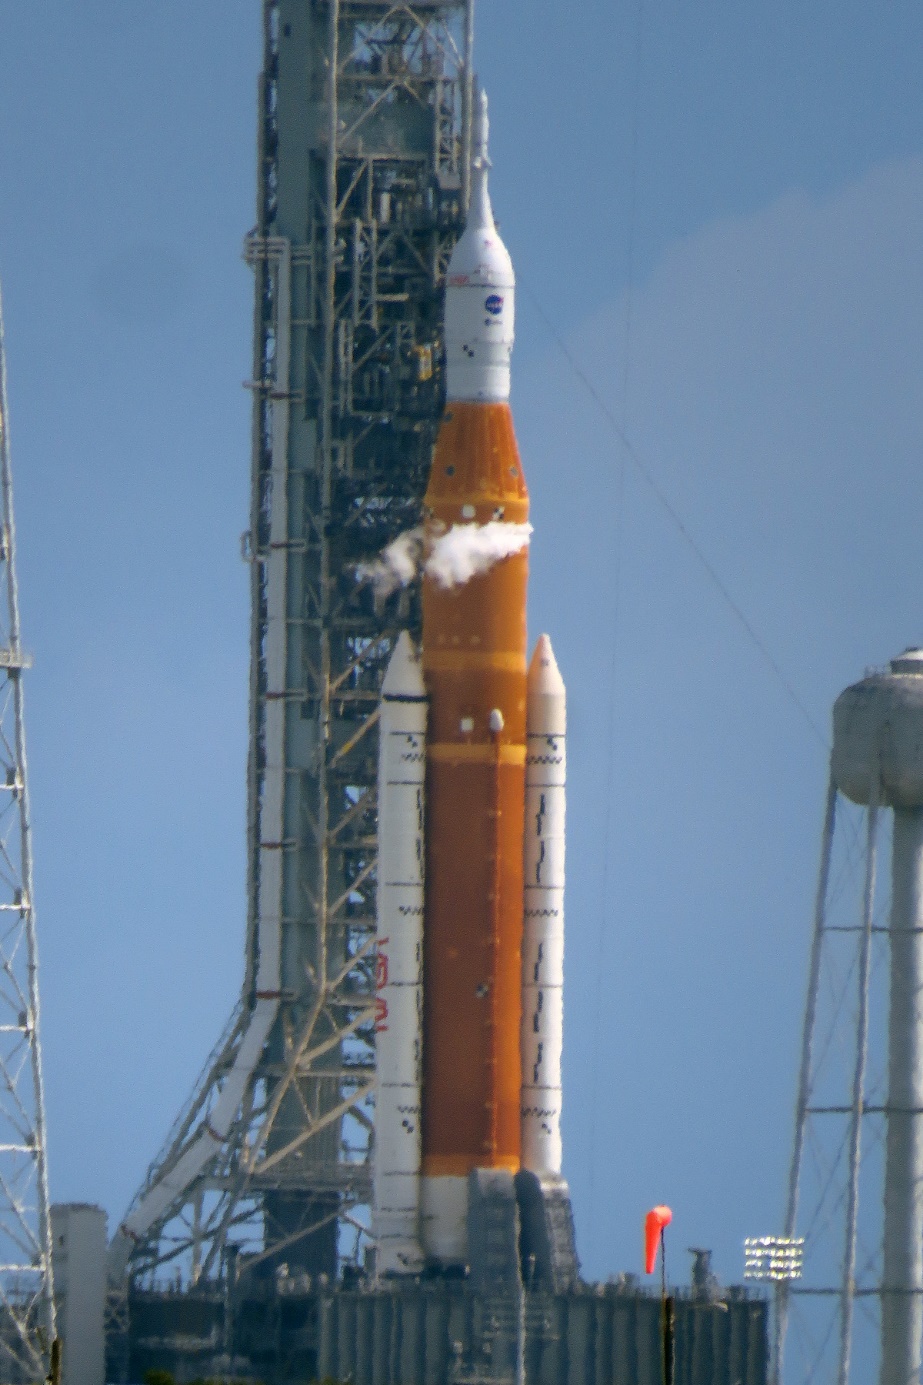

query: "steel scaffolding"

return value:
[112, 0, 473, 1292]
[0, 286, 56, 1382]
[777, 771, 897, 1384]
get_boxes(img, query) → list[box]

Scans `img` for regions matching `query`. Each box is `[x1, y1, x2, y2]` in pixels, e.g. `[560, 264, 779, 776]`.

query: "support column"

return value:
[881, 808, 923, 1385]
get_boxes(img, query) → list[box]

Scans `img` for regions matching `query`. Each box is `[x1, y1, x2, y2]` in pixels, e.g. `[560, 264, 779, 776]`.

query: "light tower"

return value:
[109, 0, 474, 1290]
[0, 286, 56, 1379]
[780, 648, 923, 1385]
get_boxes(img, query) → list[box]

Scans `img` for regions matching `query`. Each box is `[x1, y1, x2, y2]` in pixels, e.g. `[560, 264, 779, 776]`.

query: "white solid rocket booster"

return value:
[373, 632, 427, 1274]
[521, 634, 566, 1174]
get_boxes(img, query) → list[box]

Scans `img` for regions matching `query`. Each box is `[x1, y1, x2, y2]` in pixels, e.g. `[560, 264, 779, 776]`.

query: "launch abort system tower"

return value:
[110, 0, 474, 1286]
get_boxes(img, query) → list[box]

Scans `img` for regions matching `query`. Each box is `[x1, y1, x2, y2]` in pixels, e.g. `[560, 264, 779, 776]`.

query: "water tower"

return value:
[782, 647, 923, 1385]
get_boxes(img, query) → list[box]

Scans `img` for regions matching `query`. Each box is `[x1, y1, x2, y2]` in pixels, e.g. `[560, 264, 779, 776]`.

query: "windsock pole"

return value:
[645, 1205, 675, 1385]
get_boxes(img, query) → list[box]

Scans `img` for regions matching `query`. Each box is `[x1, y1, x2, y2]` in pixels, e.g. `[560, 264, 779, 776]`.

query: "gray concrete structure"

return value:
[317, 1280, 767, 1385]
[116, 1276, 768, 1385]
[51, 1205, 106, 1385]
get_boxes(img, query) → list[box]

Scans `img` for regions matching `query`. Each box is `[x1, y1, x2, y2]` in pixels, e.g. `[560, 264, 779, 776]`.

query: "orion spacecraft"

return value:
[372, 92, 573, 1276]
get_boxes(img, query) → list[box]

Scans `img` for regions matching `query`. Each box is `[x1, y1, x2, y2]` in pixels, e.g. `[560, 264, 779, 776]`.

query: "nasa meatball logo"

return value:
[484, 293, 503, 316]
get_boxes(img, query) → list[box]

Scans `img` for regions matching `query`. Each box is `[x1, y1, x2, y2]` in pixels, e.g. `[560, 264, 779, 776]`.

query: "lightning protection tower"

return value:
[778, 648, 923, 1385]
[0, 286, 56, 1381]
[110, 0, 474, 1290]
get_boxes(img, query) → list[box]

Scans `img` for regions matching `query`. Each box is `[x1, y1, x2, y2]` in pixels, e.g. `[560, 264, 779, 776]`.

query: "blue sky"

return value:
[0, 1, 921, 1348]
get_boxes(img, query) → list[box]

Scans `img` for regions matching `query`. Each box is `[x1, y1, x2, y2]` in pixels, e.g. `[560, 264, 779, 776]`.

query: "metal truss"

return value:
[776, 776, 891, 1385]
[0, 288, 55, 1381]
[113, 0, 473, 1293]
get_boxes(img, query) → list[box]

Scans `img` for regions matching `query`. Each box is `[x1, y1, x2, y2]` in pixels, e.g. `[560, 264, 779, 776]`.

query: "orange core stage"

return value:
[421, 401, 529, 1178]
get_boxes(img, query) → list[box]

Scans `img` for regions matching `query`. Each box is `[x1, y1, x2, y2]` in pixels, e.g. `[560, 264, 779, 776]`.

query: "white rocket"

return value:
[371, 88, 568, 1273]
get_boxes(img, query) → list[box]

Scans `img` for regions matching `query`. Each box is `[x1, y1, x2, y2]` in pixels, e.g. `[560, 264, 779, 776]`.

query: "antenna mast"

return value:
[0, 284, 56, 1380]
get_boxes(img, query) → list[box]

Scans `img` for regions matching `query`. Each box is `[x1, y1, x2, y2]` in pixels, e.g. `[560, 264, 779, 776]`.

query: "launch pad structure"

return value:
[90, 6, 771, 1385]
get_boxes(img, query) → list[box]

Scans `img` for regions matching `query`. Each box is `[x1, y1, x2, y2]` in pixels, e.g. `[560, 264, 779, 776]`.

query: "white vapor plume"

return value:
[357, 521, 532, 600]
[425, 521, 533, 589]
[356, 527, 426, 602]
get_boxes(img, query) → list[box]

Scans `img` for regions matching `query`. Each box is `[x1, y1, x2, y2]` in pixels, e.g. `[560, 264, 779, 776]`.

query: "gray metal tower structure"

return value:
[777, 648, 923, 1385]
[110, 0, 474, 1289]
[0, 288, 56, 1380]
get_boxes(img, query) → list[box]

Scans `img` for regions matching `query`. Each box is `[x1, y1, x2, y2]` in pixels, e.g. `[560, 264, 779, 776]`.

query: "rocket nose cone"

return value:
[382, 631, 426, 699]
[528, 634, 565, 697]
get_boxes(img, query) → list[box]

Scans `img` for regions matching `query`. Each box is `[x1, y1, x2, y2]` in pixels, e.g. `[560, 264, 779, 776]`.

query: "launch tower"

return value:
[110, 0, 474, 1288]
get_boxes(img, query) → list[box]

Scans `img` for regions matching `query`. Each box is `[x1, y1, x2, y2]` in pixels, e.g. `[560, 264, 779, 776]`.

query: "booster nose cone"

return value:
[382, 630, 425, 700]
[445, 89, 515, 403]
[528, 633, 566, 703]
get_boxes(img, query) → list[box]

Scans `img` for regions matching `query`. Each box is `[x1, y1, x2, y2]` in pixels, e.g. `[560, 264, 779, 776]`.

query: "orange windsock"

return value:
[645, 1205, 673, 1274]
